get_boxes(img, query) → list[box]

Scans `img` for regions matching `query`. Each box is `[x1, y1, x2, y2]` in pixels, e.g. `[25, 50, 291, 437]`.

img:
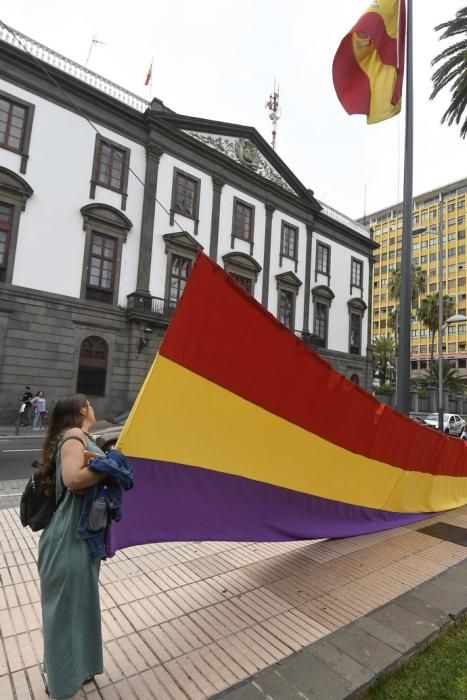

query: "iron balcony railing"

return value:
[126, 293, 177, 320]
[126, 293, 323, 345]
[293, 329, 322, 350]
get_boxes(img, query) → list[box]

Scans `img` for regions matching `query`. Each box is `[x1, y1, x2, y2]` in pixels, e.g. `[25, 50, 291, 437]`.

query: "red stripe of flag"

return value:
[160, 253, 467, 478]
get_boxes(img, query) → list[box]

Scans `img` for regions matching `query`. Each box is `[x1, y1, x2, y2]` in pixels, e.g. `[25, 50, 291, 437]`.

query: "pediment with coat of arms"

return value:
[182, 131, 297, 196]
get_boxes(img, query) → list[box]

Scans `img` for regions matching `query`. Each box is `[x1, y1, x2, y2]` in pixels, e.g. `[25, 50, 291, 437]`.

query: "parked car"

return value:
[93, 411, 128, 452]
[423, 412, 465, 436]
[410, 415, 427, 425]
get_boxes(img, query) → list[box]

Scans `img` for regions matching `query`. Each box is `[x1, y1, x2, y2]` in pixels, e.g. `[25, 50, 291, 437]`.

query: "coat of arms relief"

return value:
[184, 131, 296, 195]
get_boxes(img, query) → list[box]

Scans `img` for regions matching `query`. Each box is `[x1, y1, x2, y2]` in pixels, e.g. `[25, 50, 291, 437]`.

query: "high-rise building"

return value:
[363, 178, 467, 375]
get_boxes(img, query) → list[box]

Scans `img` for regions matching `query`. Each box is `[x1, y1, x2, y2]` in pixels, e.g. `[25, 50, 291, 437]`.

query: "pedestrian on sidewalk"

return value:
[20, 385, 33, 426]
[37, 394, 106, 699]
[31, 390, 47, 430]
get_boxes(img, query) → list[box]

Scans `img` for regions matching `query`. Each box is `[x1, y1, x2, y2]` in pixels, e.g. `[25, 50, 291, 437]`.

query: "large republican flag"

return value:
[333, 0, 406, 124]
[108, 253, 467, 555]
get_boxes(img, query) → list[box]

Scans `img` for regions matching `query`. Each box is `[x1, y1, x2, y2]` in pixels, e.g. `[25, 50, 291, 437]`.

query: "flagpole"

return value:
[149, 56, 153, 101]
[396, 0, 413, 414]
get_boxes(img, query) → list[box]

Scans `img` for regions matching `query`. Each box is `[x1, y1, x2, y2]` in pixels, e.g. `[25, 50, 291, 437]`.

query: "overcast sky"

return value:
[3, 1, 465, 219]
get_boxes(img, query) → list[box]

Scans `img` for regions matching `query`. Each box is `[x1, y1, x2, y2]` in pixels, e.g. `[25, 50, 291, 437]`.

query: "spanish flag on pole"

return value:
[144, 61, 153, 87]
[333, 0, 406, 124]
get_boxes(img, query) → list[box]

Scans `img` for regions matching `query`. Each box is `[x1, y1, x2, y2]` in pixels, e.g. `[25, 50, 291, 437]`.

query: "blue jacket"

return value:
[77, 449, 133, 560]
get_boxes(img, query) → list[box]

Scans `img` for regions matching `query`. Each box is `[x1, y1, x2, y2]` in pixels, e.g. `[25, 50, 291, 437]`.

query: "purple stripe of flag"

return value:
[107, 459, 434, 556]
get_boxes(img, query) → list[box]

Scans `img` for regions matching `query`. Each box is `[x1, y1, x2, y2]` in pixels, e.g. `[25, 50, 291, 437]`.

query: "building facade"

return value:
[365, 178, 467, 375]
[0, 28, 376, 422]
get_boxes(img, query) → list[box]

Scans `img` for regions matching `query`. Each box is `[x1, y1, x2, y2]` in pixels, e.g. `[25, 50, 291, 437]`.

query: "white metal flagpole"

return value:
[395, 0, 413, 415]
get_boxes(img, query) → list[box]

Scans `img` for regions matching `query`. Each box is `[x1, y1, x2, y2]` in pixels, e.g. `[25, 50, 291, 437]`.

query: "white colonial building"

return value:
[0, 27, 376, 422]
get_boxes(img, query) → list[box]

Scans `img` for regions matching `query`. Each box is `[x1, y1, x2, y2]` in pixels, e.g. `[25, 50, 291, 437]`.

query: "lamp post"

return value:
[437, 313, 467, 431]
[437, 193, 445, 433]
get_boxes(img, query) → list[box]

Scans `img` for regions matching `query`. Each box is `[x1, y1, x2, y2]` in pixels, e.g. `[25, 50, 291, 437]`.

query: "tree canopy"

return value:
[431, 8, 467, 138]
[416, 293, 456, 365]
[413, 359, 466, 395]
[373, 334, 396, 386]
[388, 266, 427, 306]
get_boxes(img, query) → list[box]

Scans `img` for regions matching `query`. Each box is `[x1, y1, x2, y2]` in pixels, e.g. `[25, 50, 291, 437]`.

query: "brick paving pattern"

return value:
[0, 496, 466, 699]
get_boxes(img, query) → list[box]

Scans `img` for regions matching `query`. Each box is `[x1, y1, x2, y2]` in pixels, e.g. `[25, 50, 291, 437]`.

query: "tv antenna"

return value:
[85, 35, 105, 68]
[265, 80, 281, 150]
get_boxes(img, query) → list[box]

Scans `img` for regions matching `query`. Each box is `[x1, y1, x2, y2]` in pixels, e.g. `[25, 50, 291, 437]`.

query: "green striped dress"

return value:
[38, 435, 104, 699]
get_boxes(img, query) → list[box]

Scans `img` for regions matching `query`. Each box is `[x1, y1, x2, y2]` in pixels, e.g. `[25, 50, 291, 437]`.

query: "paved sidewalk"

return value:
[0, 482, 466, 699]
[0, 425, 46, 438]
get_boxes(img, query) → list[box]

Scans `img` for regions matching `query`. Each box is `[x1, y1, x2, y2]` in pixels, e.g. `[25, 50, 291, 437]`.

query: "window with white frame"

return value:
[276, 271, 302, 330]
[312, 285, 334, 348]
[351, 258, 363, 289]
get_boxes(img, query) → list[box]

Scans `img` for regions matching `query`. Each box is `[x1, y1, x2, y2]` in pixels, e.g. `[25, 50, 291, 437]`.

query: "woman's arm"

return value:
[60, 427, 105, 491]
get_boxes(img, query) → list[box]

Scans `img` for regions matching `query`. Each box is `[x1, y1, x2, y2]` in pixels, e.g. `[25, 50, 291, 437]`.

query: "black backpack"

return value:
[19, 461, 62, 532]
[19, 435, 85, 531]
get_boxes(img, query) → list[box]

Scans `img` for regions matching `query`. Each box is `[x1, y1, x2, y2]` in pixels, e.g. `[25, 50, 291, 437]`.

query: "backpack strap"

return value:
[60, 435, 87, 449]
[55, 434, 87, 504]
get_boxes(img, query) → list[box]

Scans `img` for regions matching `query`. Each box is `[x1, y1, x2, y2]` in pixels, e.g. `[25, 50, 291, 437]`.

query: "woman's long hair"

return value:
[40, 394, 88, 493]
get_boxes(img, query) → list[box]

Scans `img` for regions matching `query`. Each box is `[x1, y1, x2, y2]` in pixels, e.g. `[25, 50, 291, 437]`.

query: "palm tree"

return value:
[414, 360, 467, 395]
[431, 8, 467, 138]
[388, 266, 427, 306]
[373, 335, 396, 385]
[387, 266, 427, 351]
[387, 309, 398, 333]
[416, 293, 455, 366]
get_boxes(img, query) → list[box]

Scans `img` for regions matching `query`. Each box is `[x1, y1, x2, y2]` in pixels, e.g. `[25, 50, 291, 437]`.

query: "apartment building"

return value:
[365, 178, 467, 374]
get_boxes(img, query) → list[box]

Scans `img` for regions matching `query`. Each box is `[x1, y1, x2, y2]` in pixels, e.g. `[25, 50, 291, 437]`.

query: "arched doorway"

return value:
[76, 336, 108, 396]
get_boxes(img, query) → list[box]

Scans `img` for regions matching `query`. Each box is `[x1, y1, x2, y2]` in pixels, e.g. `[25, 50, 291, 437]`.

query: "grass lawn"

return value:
[363, 615, 467, 700]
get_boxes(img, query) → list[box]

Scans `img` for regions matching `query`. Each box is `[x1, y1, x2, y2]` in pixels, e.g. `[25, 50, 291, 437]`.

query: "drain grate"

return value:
[417, 522, 467, 547]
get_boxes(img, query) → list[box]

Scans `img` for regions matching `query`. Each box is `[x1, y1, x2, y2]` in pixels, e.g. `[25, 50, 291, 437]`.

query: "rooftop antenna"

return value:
[85, 35, 105, 68]
[363, 184, 367, 226]
[265, 80, 280, 150]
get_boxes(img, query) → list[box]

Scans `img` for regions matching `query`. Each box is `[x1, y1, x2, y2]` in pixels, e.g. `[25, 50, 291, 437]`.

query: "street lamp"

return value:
[437, 314, 467, 431]
[437, 192, 445, 433]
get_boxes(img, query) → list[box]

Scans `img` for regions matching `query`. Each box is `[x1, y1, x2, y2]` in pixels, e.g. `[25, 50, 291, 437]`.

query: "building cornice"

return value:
[314, 210, 379, 258]
[362, 177, 467, 222]
[0, 36, 148, 146]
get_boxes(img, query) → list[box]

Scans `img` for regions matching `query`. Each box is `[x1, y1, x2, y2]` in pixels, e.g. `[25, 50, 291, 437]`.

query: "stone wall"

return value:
[375, 389, 467, 416]
[319, 347, 373, 391]
[0, 284, 374, 423]
[0, 286, 132, 423]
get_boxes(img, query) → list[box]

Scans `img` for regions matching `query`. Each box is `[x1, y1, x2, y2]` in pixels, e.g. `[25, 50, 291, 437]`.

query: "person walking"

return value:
[31, 391, 47, 430]
[20, 385, 33, 426]
[37, 394, 107, 699]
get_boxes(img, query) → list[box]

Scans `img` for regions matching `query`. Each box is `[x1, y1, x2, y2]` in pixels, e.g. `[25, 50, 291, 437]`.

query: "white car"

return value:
[424, 413, 465, 436]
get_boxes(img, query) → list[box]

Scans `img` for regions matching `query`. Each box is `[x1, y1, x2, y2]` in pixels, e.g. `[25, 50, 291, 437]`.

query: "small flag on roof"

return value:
[144, 61, 152, 86]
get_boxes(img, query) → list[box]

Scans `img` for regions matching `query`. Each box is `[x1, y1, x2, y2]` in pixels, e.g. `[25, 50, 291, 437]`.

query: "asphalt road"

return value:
[0, 434, 43, 480]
